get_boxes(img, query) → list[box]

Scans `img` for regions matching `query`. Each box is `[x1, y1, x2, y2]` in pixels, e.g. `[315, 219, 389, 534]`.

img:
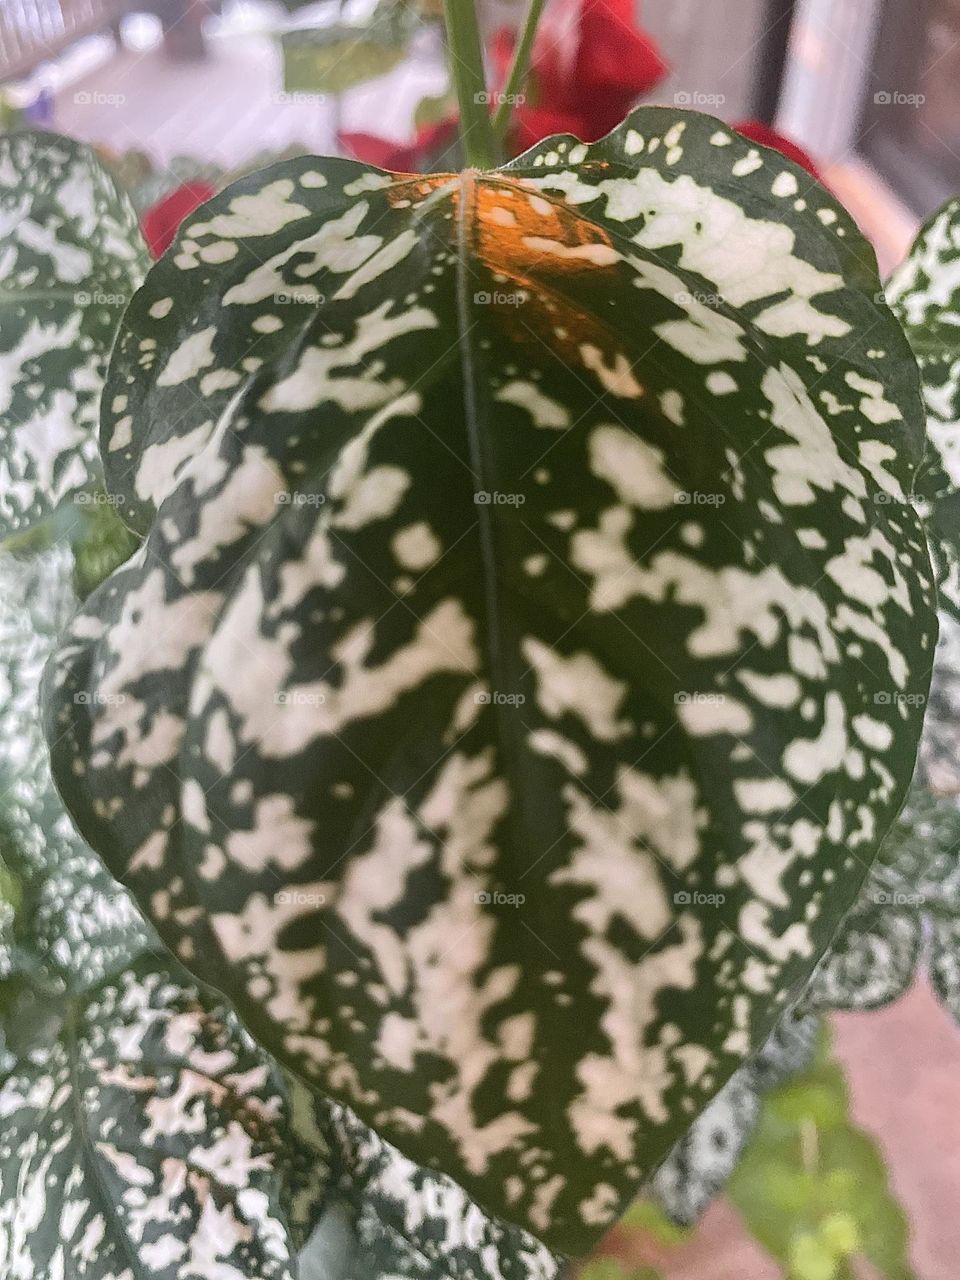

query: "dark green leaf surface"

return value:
[886, 197, 960, 620]
[0, 132, 148, 542]
[46, 107, 935, 1252]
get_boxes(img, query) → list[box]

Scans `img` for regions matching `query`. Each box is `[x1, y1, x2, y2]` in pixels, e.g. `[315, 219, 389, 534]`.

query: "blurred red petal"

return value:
[339, 118, 458, 174]
[576, 0, 668, 99]
[734, 120, 822, 180]
[512, 104, 588, 151]
[141, 180, 216, 259]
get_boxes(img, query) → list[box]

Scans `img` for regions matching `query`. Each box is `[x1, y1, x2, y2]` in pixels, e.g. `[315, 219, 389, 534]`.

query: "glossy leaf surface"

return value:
[47, 108, 935, 1252]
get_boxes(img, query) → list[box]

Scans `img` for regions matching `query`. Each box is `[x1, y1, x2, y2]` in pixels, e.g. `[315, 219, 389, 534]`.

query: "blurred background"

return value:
[3, 2, 960, 1277]
[3, 0, 959, 268]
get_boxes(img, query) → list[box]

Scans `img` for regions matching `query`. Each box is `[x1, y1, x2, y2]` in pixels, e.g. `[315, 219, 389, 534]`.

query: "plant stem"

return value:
[441, 0, 498, 168]
[492, 0, 546, 139]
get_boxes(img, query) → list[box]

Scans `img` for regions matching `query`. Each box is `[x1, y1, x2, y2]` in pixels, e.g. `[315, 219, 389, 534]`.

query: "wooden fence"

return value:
[0, 0, 130, 82]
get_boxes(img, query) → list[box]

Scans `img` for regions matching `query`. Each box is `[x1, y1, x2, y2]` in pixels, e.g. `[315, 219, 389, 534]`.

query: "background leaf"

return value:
[886, 197, 960, 621]
[0, 547, 329, 1279]
[0, 132, 148, 544]
[728, 1030, 917, 1280]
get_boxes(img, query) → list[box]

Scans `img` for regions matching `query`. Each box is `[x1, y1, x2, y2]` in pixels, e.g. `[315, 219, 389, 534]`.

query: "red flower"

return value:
[494, 0, 668, 151]
[338, 118, 459, 174]
[733, 120, 822, 181]
[142, 181, 217, 259]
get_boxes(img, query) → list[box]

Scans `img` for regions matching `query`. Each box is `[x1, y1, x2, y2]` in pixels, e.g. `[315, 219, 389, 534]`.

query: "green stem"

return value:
[441, 0, 498, 168]
[492, 0, 546, 139]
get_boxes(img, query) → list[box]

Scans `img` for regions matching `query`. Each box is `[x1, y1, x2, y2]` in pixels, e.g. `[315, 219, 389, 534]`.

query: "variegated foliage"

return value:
[0, 152, 564, 1280]
[886, 197, 960, 620]
[315, 1101, 560, 1279]
[0, 548, 327, 1278]
[0, 132, 149, 543]
[805, 754, 960, 1022]
[0, 549, 563, 1280]
[45, 108, 936, 1253]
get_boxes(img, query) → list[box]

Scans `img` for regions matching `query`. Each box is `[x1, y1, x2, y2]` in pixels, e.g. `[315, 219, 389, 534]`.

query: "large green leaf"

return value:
[0, 552, 563, 1280]
[886, 197, 960, 620]
[45, 107, 935, 1253]
[0, 132, 149, 543]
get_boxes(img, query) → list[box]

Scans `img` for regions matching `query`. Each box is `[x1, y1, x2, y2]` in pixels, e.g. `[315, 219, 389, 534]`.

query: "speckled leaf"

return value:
[2, 549, 572, 1280]
[916, 609, 960, 792]
[0, 956, 328, 1280]
[46, 107, 935, 1253]
[317, 1100, 560, 1279]
[803, 894, 922, 1012]
[805, 787, 960, 1015]
[886, 197, 960, 620]
[929, 916, 960, 1021]
[0, 547, 334, 1278]
[647, 1068, 761, 1228]
[0, 547, 147, 992]
[0, 131, 149, 542]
